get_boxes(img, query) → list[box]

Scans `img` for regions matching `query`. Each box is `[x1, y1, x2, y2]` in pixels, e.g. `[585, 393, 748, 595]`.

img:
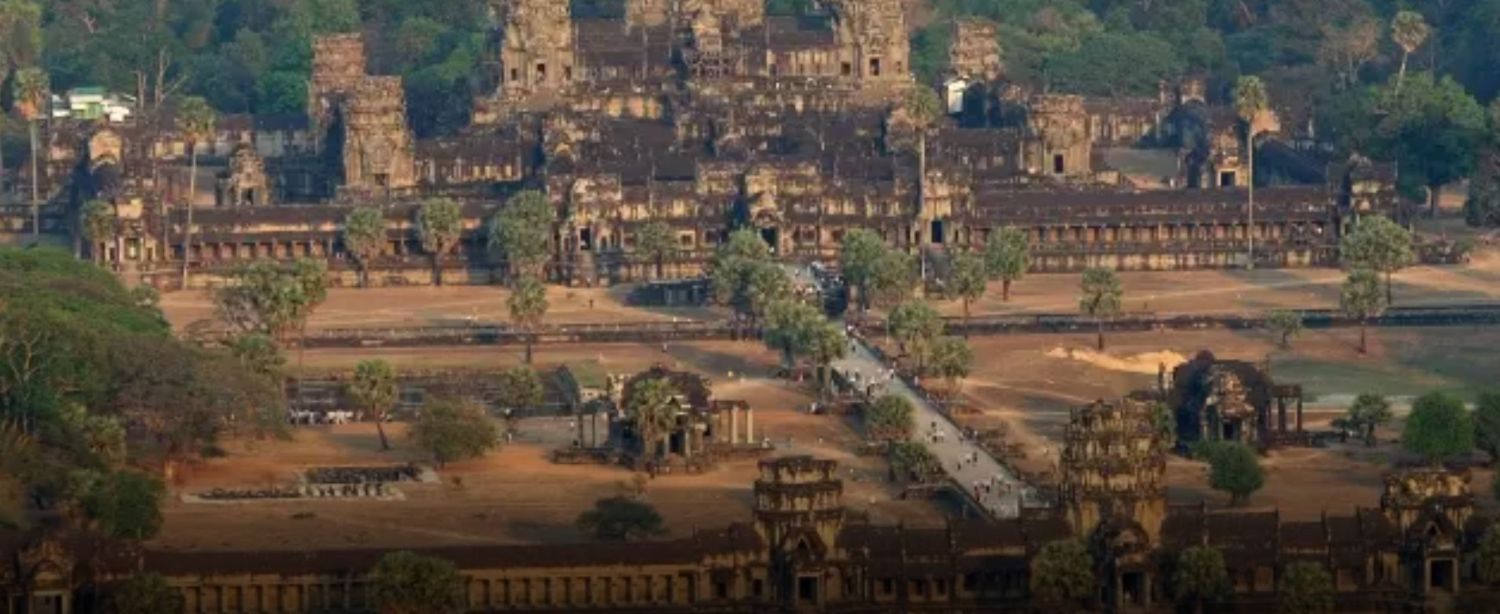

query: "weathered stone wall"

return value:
[949, 19, 1002, 82]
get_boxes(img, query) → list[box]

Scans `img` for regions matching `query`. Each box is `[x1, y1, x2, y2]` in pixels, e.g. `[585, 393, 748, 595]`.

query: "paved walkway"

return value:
[832, 330, 1040, 519]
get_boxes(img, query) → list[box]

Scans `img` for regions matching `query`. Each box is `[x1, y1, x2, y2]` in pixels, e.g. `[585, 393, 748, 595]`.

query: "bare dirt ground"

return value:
[160, 283, 719, 332]
[153, 341, 945, 551]
[927, 249, 1500, 319]
[951, 325, 1500, 520]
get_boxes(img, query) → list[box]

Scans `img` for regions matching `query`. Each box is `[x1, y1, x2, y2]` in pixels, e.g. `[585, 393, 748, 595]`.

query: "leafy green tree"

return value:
[1475, 392, 1500, 463]
[507, 277, 548, 364]
[343, 206, 388, 288]
[764, 299, 821, 373]
[1339, 269, 1385, 354]
[369, 551, 464, 614]
[840, 228, 886, 311]
[576, 495, 667, 541]
[1151, 402, 1176, 442]
[887, 300, 944, 369]
[1278, 561, 1334, 614]
[866, 394, 915, 441]
[78, 470, 165, 539]
[708, 229, 784, 322]
[227, 332, 285, 384]
[176, 96, 216, 289]
[1207, 442, 1263, 505]
[410, 399, 498, 467]
[1045, 30, 1184, 97]
[348, 359, 398, 450]
[1173, 545, 1230, 612]
[888, 441, 941, 481]
[1466, 144, 1500, 227]
[108, 573, 183, 614]
[1374, 72, 1486, 217]
[634, 221, 676, 280]
[983, 227, 1028, 301]
[1340, 215, 1414, 306]
[14, 67, 45, 238]
[866, 248, 916, 308]
[1391, 11, 1431, 89]
[926, 336, 973, 391]
[1030, 539, 1095, 606]
[79, 199, 115, 265]
[1342, 393, 1393, 447]
[805, 319, 847, 400]
[416, 198, 463, 286]
[947, 252, 988, 323]
[742, 261, 792, 323]
[1478, 524, 1500, 585]
[496, 366, 543, 414]
[1079, 268, 1123, 351]
[624, 376, 679, 461]
[1265, 310, 1304, 349]
[488, 190, 552, 280]
[215, 258, 330, 357]
[1401, 391, 1473, 466]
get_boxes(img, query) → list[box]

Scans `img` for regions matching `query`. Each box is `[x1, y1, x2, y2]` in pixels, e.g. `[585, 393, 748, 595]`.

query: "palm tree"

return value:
[14, 67, 46, 239]
[416, 198, 463, 286]
[625, 377, 679, 462]
[1391, 11, 1431, 91]
[347, 359, 398, 450]
[635, 221, 676, 280]
[1234, 76, 1268, 269]
[900, 87, 943, 274]
[343, 206, 387, 288]
[1079, 268, 1123, 351]
[507, 276, 548, 364]
[176, 96, 216, 290]
[80, 199, 114, 265]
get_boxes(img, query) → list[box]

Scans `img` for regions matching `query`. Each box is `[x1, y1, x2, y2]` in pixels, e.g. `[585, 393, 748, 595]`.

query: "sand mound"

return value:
[1044, 347, 1188, 375]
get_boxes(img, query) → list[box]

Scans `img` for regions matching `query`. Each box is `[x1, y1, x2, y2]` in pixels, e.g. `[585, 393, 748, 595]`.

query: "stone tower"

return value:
[948, 18, 1002, 82]
[1025, 94, 1092, 177]
[341, 77, 417, 193]
[625, 0, 669, 28]
[753, 456, 846, 608]
[309, 34, 369, 147]
[680, 0, 765, 28]
[1059, 399, 1167, 543]
[495, 0, 577, 98]
[829, 0, 909, 86]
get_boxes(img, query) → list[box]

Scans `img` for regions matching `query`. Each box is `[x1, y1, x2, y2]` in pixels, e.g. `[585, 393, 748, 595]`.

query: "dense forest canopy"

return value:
[0, 0, 1496, 151]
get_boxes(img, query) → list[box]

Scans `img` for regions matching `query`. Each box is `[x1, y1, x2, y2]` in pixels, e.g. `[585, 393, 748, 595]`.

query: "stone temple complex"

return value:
[6, 407, 1499, 612]
[0, 1, 1409, 288]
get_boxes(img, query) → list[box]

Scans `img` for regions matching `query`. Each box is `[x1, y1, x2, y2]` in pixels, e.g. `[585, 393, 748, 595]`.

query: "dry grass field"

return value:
[151, 341, 947, 552]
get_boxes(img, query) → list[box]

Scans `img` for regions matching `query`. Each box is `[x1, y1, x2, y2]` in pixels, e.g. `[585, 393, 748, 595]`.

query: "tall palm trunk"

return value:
[1096, 318, 1106, 351]
[1385, 270, 1394, 308]
[28, 121, 38, 238]
[432, 252, 444, 286]
[1246, 132, 1255, 269]
[524, 332, 534, 364]
[375, 419, 390, 451]
[181, 148, 197, 289]
[1398, 52, 1410, 90]
[1358, 320, 1368, 354]
[1002, 279, 1012, 301]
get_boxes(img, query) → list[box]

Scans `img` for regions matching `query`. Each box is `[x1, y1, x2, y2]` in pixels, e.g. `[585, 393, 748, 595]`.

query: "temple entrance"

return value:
[930, 220, 946, 245]
[1429, 559, 1455, 592]
[869, 58, 881, 77]
[760, 227, 779, 254]
[1053, 154, 1066, 174]
[797, 575, 820, 605]
[580, 227, 593, 250]
[1220, 171, 1237, 187]
[536, 63, 547, 82]
[1120, 572, 1146, 607]
[1222, 421, 1239, 441]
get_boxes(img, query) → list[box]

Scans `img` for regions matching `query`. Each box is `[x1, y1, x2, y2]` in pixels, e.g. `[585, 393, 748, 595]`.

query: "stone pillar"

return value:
[745, 407, 754, 443]
[730, 405, 739, 445]
[1296, 397, 1304, 433]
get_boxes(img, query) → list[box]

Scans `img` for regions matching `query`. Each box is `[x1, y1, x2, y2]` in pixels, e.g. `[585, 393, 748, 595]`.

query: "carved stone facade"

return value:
[494, 0, 577, 99]
[6, 446, 1499, 611]
[216, 143, 269, 207]
[340, 77, 417, 194]
[948, 18, 1002, 82]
